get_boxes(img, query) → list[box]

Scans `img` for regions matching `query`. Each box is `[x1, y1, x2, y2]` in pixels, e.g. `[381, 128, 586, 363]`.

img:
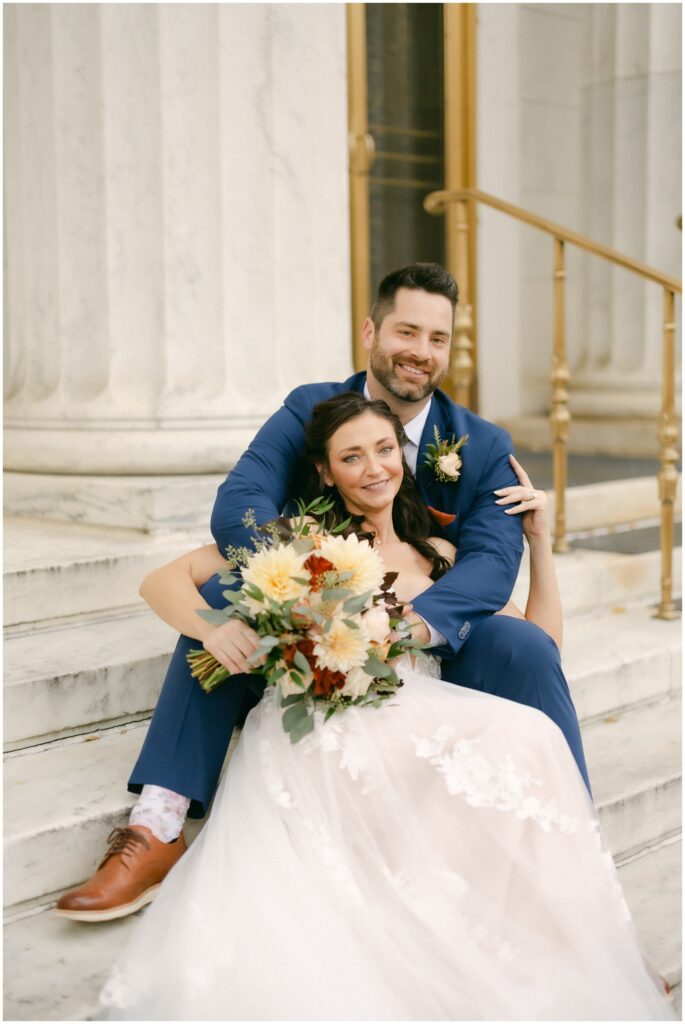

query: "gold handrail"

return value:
[424, 186, 681, 619]
[426, 188, 682, 292]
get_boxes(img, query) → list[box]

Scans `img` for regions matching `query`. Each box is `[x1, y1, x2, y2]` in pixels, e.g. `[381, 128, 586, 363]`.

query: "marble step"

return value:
[5, 513, 679, 635]
[511, 543, 682, 619]
[3, 608, 176, 749]
[4, 692, 681, 910]
[4, 516, 210, 628]
[4, 601, 681, 751]
[583, 694, 682, 860]
[2, 834, 680, 1022]
[563, 604, 681, 724]
[617, 836, 682, 1004]
[550, 475, 681, 534]
[4, 471, 227, 534]
[4, 725, 147, 909]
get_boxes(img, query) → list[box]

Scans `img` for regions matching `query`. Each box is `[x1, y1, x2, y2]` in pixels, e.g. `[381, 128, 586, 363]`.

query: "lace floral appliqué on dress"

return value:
[412, 724, 579, 834]
[97, 658, 674, 1021]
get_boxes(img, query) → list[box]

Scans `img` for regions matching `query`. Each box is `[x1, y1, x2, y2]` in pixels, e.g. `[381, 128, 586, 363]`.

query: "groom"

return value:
[56, 262, 590, 921]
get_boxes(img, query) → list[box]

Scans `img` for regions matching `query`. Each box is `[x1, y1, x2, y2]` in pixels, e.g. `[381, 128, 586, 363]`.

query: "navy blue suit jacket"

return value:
[211, 372, 523, 660]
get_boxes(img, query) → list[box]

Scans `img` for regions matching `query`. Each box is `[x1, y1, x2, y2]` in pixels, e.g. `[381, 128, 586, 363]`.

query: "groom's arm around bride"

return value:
[55, 262, 590, 924]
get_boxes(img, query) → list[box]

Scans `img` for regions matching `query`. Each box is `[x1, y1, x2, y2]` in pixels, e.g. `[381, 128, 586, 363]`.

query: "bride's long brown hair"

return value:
[299, 392, 451, 581]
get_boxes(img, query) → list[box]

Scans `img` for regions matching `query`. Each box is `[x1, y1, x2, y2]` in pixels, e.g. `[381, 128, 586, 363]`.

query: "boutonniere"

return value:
[423, 426, 469, 483]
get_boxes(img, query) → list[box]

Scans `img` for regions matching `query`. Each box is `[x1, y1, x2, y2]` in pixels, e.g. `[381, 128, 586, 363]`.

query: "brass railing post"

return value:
[425, 187, 681, 612]
[550, 237, 570, 553]
[654, 287, 679, 619]
[450, 198, 474, 406]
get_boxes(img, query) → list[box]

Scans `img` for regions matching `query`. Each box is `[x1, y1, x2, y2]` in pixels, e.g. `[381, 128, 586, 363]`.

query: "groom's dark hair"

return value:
[371, 262, 458, 332]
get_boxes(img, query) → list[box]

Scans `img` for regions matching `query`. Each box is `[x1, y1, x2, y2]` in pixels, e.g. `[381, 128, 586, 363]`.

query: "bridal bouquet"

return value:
[187, 499, 422, 743]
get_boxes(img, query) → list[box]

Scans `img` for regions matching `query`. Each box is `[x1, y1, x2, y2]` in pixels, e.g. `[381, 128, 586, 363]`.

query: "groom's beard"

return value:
[369, 347, 447, 402]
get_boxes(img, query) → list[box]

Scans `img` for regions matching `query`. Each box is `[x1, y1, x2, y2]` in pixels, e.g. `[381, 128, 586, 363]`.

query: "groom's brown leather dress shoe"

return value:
[54, 825, 187, 922]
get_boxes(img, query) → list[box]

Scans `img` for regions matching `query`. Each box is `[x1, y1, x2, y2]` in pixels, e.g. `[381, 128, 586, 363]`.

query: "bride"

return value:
[99, 393, 673, 1021]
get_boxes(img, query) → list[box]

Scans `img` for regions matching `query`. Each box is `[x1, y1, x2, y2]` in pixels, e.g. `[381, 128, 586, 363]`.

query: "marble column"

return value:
[573, 3, 681, 420]
[4, 4, 352, 475]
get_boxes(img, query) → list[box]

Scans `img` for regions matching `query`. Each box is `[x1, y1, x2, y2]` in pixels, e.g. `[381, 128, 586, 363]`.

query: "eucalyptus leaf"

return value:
[363, 654, 392, 678]
[293, 649, 311, 676]
[218, 567, 239, 580]
[289, 711, 315, 743]
[343, 591, 374, 615]
[280, 692, 303, 708]
[291, 538, 315, 555]
[196, 608, 231, 625]
[282, 702, 308, 732]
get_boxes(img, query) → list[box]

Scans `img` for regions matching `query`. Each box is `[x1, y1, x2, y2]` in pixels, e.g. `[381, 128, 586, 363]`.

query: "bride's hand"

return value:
[494, 455, 550, 541]
[385, 605, 428, 670]
[203, 620, 265, 676]
[397, 605, 430, 647]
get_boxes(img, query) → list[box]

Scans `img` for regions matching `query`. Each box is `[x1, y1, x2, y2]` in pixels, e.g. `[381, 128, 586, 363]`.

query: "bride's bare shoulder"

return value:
[429, 536, 457, 565]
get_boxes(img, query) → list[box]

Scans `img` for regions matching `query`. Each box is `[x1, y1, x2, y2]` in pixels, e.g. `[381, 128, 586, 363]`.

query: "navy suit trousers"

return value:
[129, 574, 262, 818]
[129, 578, 590, 817]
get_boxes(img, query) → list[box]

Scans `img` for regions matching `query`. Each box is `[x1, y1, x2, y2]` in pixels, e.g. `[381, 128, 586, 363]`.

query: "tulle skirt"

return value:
[99, 663, 674, 1020]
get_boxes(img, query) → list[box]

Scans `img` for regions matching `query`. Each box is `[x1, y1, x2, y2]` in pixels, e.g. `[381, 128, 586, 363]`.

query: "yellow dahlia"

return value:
[313, 618, 371, 674]
[241, 544, 310, 614]
[318, 533, 385, 597]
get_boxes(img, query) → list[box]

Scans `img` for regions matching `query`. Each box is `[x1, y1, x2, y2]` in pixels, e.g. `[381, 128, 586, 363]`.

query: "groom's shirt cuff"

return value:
[422, 618, 447, 648]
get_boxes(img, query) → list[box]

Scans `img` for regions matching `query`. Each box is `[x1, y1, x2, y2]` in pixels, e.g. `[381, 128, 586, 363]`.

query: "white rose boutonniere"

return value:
[424, 426, 469, 484]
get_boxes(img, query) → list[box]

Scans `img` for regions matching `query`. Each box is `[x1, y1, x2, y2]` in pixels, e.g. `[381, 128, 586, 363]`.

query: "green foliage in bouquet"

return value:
[186, 497, 425, 742]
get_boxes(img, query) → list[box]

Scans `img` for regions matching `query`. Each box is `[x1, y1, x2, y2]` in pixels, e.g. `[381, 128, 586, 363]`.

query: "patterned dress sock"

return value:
[129, 784, 191, 843]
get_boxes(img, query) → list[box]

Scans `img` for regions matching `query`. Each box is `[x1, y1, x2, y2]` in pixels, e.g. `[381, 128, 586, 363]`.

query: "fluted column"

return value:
[4, 4, 352, 474]
[573, 3, 681, 420]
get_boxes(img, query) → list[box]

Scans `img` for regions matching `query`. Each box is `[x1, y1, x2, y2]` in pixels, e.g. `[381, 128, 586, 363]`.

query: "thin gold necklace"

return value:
[371, 533, 398, 547]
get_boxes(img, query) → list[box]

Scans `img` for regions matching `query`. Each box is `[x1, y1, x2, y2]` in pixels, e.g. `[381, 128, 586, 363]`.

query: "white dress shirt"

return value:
[363, 384, 447, 648]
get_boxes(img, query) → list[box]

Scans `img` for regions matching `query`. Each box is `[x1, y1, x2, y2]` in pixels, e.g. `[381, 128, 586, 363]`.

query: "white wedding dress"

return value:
[99, 658, 673, 1021]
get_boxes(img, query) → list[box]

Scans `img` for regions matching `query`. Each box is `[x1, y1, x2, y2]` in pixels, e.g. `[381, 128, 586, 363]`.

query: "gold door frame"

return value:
[346, 3, 372, 372]
[346, 3, 478, 407]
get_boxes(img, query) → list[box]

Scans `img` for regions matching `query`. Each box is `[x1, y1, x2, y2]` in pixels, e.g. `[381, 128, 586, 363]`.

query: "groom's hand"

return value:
[203, 620, 265, 676]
